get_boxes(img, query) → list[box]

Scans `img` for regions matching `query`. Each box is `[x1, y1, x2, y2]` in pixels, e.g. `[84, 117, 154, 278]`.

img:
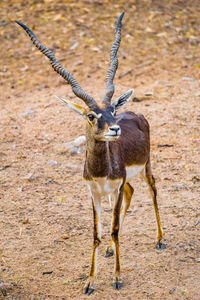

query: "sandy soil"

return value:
[0, 1, 200, 299]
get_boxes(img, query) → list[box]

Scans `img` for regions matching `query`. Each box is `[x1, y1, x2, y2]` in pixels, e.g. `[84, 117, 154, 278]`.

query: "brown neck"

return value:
[85, 132, 109, 178]
[84, 130, 125, 180]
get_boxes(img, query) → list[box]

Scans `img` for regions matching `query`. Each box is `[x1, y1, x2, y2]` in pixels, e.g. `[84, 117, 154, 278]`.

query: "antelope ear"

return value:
[55, 96, 87, 118]
[111, 89, 134, 110]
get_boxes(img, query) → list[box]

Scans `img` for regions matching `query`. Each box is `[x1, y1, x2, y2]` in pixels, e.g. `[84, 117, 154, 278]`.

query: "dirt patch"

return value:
[0, 1, 200, 299]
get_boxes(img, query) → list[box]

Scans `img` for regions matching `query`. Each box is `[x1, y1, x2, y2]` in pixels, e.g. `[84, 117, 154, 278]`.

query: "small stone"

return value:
[194, 218, 200, 226]
[77, 273, 87, 280]
[1, 289, 7, 296]
[182, 77, 194, 82]
[184, 55, 193, 60]
[48, 160, 58, 166]
[144, 92, 153, 96]
[19, 109, 35, 118]
[156, 32, 168, 38]
[196, 258, 200, 263]
[71, 135, 86, 147]
[0, 165, 10, 171]
[61, 235, 69, 240]
[70, 41, 79, 50]
[42, 271, 53, 275]
[0, 21, 8, 27]
[45, 179, 56, 185]
[174, 184, 184, 191]
[132, 97, 141, 102]
[20, 65, 28, 71]
[4, 183, 10, 187]
[165, 23, 174, 29]
[55, 135, 86, 155]
[91, 47, 100, 52]
[25, 173, 35, 181]
[169, 287, 176, 294]
[192, 176, 200, 183]
[70, 146, 84, 155]
[21, 218, 30, 224]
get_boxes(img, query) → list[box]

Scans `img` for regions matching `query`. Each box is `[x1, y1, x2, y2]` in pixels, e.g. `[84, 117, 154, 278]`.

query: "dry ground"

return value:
[0, 1, 200, 299]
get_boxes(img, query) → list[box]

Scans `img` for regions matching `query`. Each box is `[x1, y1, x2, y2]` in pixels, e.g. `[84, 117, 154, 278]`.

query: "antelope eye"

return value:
[87, 114, 95, 122]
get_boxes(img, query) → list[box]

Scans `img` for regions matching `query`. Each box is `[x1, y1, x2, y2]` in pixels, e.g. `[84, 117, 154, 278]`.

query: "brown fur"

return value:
[84, 111, 150, 181]
[81, 105, 165, 294]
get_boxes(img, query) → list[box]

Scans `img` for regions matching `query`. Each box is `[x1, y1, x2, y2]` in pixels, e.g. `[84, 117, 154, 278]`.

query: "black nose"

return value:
[110, 127, 119, 133]
[109, 126, 121, 134]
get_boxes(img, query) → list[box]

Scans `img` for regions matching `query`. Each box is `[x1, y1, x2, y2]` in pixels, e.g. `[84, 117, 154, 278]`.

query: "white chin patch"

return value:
[105, 134, 120, 138]
[96, 135, 120, 142]
[104, 135, 120, 141]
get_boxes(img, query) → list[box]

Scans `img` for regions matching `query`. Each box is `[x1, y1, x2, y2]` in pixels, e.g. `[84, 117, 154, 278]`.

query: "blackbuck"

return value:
[16, 12, 165, 295]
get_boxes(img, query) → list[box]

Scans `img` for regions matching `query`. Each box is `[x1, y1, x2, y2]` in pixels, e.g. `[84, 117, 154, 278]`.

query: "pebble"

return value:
[45, 179, 56, 185]
[70, 41, 79, 50]
[70, 146, 84, 155]
[144, 92, 153, 96]
[78, 273, 87, 280]
[19, 65, 29, 71]
[25, 173, 35, 181]
[174, 184, 184, 191]
[48, 160, 58, 166]
[169, 287, 176, 294]
[55, 135, 86, 155]
[71, 135, 86, 147]
[165, 23, 174, 29]
[42, 271, 53, 275]
[19, 109, 35, 118]
[181, 77, 194, 82]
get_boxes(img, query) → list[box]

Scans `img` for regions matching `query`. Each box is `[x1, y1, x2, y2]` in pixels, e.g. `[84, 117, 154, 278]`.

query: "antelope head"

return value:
[56, 88, 133, 142]
[15, 12, 133, 143]
[54, 12, 133, 142]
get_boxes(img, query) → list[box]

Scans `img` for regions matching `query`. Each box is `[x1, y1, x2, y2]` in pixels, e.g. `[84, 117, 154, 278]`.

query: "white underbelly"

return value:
[126, 165, 145, 179]
[86, 177, 123, 196]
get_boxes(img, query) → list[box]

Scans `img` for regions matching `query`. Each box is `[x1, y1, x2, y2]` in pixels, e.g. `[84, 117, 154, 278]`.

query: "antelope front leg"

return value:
[111, 185, 124, 290]
[83, 195, 101, 295]
[105, 182, 134, 258]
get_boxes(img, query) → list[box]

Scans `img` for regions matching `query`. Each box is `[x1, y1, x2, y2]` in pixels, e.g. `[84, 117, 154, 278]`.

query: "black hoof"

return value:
[113, 281, 123, 290]
[83, 283, 95, 295]
[156, 242, 166, 250]
[83, 286, 94, 296]
[104, 248, 114, 258]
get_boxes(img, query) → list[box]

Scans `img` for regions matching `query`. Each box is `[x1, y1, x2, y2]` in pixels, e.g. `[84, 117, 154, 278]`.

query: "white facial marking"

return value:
[90, 111, 102, 119]
[97, 113, 102, 119]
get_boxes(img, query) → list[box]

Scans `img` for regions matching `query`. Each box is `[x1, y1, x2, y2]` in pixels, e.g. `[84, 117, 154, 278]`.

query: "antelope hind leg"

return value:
[144, 160, 166, 249]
